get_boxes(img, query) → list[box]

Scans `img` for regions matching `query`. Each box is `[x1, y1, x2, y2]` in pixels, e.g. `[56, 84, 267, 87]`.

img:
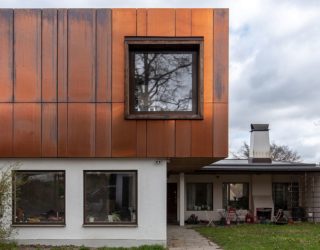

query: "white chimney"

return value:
[249, 124, 271, 163]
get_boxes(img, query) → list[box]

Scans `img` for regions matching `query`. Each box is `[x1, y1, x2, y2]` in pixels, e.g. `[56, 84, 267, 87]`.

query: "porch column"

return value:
[179, 172, 185, 226]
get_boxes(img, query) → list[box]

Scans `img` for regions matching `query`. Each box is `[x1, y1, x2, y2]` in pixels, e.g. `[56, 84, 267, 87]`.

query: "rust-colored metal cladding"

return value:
[192, 9, 214, 103]
[68, 9, 96, 102]
[112, 9, 136, 102]
[57, 9, 68, 102]
[42, 103, 57, 157]
[213, 9, 229, 103]
[95, 103, 111, 157]
[136, 121, 147, 157]
[175, 9, 192, 36]
[111, 103, 137, 157]
[0, 104, 13, 156]
[14, 10, 41, 102]
[96, 9, 112, 102]
[175, 121, 192, 157]
[13, 103, 41, 157]
[42, 9, 57, 102]
[146, 8, 176, 158]
[136, 9, 147, 157]
[67, 103, 95, 157]
[191, 103, 213, 157]
[147, 121, 175, 157]
[57, 103, 68, 156]
[137, 9, 147, 36]
[0, 8, 229, 162]
[147, 9, 175, 36]
[213, 103, 228, 157]
[0, 10, 13, 102]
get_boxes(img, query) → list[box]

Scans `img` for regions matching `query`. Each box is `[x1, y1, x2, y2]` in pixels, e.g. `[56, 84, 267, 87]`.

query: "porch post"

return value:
[179, 172, 185, 226]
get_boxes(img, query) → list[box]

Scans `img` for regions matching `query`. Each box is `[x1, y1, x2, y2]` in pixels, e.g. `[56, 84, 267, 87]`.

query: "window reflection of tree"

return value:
[134, 53, 193, 112]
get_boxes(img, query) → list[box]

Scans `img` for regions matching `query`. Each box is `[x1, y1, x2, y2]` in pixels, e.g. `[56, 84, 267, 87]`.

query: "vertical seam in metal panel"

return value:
[56, 9, 58, 157]
[12, 10, 15, 103]
[40, 10, 43, 156]
[56, 10, 59, 156]
[110, 9, 113, 157]
[212, 10, 215, 157]
[94, 9, 97, 103]
[66, 9, 69, 103]
[94, 10, 97, 156]
[12, 10, 15, 155]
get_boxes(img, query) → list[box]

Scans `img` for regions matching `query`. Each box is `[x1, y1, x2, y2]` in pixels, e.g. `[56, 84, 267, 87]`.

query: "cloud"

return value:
[1, 0, 319, 162]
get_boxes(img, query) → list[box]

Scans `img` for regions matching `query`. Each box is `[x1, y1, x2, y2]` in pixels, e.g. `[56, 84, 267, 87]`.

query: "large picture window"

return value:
[84, 171, 137, 225]
[125, 37, 203, 119]
[13, 171, 65, 225]
[187, 183, 213, 211]
[223, 183, 249, 209]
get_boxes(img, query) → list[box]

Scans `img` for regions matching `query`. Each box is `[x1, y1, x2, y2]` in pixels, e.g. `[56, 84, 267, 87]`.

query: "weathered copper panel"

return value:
[42, 9, 58, 102]
[146, 8, 176, 158]
[67, 104, 95, 157]
[136, 9, 147, 157]
[42, 103, 57, 157]
[137, 9, 147, 36]
[147, 121, 175, 157]
[57, 103, 68, 156]
[147, 9, 175, 36]
[14, 10, 41, 102]
[0, 104, 13, 156]
[191, 102, 213, 157]
[213, 103, 228, 157]
[175, 121, 191, 157]
[96, 9, 112, 102]
[192, 9, 214, 103]
[13, 103, 41, 156]
[111, 103, 137, 157]
[0, 10, 13, 102]
[213, 9, 229, 103]
[136, 121, 147, 157]
[68, 9, 96, 102]
[112, 9, 136, 102]
[174, 9, 192, 157]
[95, 103, 111, 157]
[175, 9, 191, 36]
[57, 9, 68, 102]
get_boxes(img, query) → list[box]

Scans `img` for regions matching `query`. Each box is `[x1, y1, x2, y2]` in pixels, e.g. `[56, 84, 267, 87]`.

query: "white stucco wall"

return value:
[0, 159, 167, 247]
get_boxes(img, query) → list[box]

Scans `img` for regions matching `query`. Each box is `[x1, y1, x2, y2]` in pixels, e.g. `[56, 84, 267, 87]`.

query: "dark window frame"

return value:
[186, 182, 213, 211]
[12, 170, 66, 227]
[125, 37, 204, 120]
[83, 170, 138, 227]
[272, 182, 299, 211]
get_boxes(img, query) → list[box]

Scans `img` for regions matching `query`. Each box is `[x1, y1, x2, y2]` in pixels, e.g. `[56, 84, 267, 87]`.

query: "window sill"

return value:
[83, 223, 138, 228]
[11, 224, 66, 227]
[125, 113, 203, 120]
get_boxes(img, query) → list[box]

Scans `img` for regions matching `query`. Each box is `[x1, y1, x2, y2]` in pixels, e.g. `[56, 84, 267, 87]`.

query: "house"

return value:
[0, 8, 228, 247]
[168, 124, 320, 224]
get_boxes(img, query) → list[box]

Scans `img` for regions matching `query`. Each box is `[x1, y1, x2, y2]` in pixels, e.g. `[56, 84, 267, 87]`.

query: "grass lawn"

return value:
[196, 223, 320, 250]
[0, 243, 165, 250]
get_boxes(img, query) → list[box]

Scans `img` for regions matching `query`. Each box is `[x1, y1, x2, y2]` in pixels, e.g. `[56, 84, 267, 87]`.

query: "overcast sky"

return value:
[1, 0, 319, 163]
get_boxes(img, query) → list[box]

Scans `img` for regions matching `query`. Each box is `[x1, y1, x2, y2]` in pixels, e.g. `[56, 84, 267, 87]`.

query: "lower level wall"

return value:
[0, 159, 167, 247]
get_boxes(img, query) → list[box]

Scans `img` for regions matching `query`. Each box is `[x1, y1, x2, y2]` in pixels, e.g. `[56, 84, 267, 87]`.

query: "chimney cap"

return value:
[251, 124, 269, 132]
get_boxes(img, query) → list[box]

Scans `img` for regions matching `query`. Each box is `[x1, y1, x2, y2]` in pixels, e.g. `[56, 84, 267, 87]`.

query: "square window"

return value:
[12, 171, 65, 225]
[125, 37, 203, 119]
[186, 183, 213, 211]
[84, 171, 137, 225]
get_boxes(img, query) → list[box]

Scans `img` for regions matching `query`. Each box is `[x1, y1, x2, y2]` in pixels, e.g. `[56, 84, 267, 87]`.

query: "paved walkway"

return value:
[167, 225, 222, 250]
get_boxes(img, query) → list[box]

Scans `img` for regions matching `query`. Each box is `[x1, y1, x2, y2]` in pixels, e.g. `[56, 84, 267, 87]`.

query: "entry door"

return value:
[167, 183, 178, 224]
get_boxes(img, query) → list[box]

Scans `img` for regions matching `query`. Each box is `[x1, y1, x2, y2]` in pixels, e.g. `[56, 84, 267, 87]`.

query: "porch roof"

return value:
[199, 159, 319, 173]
